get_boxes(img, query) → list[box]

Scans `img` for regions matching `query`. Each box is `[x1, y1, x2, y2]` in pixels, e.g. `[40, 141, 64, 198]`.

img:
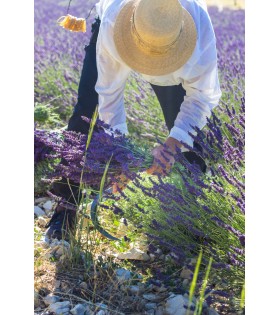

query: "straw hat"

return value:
[113, 0, 197, 76]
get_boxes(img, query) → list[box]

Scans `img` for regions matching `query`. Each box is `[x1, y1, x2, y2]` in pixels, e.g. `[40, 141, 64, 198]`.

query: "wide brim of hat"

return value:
[113, 0, 197, 76]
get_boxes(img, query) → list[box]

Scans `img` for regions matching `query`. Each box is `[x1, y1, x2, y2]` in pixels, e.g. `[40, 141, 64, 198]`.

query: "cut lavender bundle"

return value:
[34, 127, 62, 164]
[34, 119, 154, 187]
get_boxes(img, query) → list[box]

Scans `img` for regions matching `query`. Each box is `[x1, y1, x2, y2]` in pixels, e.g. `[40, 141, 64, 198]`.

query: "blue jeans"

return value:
[52, 18, 206, 206]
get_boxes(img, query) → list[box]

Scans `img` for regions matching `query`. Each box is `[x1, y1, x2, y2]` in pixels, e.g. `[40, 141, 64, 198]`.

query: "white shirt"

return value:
[95, 0, 221, 147]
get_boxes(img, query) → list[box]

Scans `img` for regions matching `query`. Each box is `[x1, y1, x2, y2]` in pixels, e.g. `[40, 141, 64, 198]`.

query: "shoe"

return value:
[45, 204, 77, 241]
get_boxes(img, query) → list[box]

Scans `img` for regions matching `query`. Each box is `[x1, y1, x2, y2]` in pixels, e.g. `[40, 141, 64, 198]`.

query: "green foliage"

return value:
[240, 282, 245, 310]
[34, 102, 62, 127]
[187, 250, 203, 315]
[35, 59, 79, 123]
[34, 159, 56, 196]
[196, 256, 213, 315]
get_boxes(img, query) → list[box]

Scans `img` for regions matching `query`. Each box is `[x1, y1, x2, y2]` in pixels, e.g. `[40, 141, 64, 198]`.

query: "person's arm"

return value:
[169, 40, 222, 148]
[147, 40, 221, 175]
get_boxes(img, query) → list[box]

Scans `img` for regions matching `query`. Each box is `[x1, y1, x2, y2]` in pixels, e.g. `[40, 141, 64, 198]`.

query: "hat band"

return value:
[131, 11, 182, 56]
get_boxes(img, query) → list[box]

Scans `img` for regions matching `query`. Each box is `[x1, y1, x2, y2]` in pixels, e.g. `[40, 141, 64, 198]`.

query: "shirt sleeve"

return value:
[169, 38, 222, 148]
[95, 21, 131, 135]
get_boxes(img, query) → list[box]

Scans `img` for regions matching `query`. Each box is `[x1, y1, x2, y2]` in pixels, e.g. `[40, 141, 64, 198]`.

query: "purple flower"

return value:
[239, 235, 245, 247]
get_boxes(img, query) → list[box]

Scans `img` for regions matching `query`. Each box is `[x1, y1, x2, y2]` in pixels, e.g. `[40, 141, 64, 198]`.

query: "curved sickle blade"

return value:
[90, 187, 121, 241]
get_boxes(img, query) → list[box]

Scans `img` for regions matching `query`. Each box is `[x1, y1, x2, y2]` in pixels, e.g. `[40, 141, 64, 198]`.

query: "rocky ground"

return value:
[34, 196, 228, 315]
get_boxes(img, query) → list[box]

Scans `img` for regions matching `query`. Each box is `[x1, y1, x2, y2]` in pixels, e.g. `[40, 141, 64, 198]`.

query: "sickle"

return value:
[90, 187, 121, 241]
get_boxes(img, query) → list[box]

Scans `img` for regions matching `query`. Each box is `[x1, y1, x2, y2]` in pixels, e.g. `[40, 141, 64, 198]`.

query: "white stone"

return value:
[118, 218, 129, 232]
[128, 240, 148, 252]
[183, 293, 196, 304]
[128, 285, 140, 295]
[38, 216, 48, 227]
[51, 245, 60, 254]
[149, 254, 156, 262]
[61, 281, 70, 292]
[44, 252, 53, 260]
[60, 240, 70, 248]
[117, 247, 150, 261]
[70, 303, 86, 315]
[83, 304, 95, 315]
[155, 248, 162, 255]
[80, 282, 88, 290]
[94, 303, 108, 313]
[153, 285, 167, 293]
[54, 307, 69, 315]
[35, 240, 49, 249]
[55, 246, 69, 257]
[44, 235, 50, 243]
[170, 252, 180, 261]
[35, 197, 49, 204]
[43, 200, 54, 214]
[115, 268, 131, 282]
[164, 295, 194, 315]
[182, 279, 189, 289]
[143, 294, 162, 302]
[54, 280, 61, 289]
[189, 258, 197, 265]
[50, 239, 61, 248]
[43, 294, 60, 306]
[34, 290, 41, 308]
[137, 273, 143, 279]
[49, 301, 70, 314]
[34, 206, 46, 217]
[155, 306, 164, 315]
[145, 303, 157, 310]
[180, 267, 193, 279]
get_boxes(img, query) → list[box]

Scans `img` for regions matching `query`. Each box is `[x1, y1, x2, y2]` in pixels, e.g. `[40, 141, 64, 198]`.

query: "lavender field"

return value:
[34, 1, 245, 314]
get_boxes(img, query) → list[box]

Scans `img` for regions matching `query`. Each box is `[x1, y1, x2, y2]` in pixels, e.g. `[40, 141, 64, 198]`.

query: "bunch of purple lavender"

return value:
[34, 120, 153, 187]
[34, 127, 62, 164]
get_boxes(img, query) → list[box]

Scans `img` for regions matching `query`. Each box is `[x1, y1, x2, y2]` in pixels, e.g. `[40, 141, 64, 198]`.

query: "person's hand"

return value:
[146, 137, 182, 175]
[112, 174, 131, 194]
